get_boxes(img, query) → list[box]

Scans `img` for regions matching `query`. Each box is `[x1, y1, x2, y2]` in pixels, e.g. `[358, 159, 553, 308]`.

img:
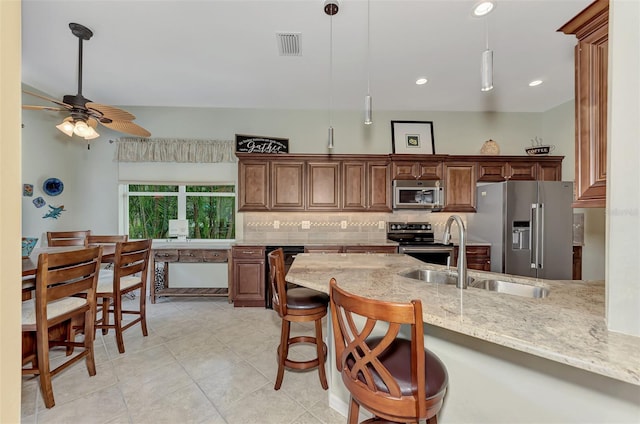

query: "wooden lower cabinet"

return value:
[452, 245, 491, 271]
[304, 246, 343, 254]
[573, 245, 582, 280]
[231, 246, 265, 307]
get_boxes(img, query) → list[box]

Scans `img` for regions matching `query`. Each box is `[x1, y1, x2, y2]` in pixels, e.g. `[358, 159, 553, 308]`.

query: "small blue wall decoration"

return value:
[33, 197, 46, 208]
[43, 204, 66, 219]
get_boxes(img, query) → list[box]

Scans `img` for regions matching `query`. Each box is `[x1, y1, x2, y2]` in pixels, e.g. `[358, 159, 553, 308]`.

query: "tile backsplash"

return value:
[240, 211, 469, 244]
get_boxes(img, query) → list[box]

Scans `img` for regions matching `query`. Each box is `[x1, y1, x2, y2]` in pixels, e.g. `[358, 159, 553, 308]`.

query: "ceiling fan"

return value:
[23, 23, 151, 143]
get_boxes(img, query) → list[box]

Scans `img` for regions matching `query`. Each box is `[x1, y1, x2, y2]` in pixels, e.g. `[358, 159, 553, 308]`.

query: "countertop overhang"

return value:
[286, 253, 640, 386]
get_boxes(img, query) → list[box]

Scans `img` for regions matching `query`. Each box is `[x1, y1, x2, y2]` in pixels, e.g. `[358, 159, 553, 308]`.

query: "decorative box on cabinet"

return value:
[559, 0, 608, 207]
[231, 246, 265, 307]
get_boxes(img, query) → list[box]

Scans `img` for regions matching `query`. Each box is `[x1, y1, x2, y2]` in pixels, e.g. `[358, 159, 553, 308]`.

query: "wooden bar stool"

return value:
[267, 248, 329, 390]
[329, 278, 448, 424]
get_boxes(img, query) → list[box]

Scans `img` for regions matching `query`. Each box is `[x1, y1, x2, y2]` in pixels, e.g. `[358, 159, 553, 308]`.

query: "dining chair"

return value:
[22, 246, 102, 408]
[95, 239, 152, 353]
[46, 230, 91, 247]
[268, 248, 329, 390]
[329, 278, 448, 424]
[86, 234, 128, 245]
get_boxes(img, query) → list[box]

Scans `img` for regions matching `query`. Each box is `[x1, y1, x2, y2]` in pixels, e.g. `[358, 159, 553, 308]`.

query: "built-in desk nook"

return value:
[150, 242, 231, 303]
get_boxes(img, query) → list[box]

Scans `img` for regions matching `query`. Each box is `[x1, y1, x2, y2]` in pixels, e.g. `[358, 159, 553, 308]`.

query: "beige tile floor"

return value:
[21, 297, 346, 424]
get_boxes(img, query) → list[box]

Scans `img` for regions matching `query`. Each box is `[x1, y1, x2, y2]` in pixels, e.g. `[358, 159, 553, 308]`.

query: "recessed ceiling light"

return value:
[416, 78, 428, 85]
[473, 1, 495, 17]
[529, 79, 543, 87]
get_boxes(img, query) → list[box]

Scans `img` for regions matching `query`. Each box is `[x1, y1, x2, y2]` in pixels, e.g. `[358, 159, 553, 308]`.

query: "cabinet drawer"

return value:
[178, 249, 204, 262]
[232, 246, 265, 259]
[154, 250, 179, 262]
[203, 250, 228, 262]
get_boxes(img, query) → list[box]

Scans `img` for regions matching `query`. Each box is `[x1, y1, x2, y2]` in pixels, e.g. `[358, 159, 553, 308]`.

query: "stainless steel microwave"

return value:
[392, 180, 444, 209]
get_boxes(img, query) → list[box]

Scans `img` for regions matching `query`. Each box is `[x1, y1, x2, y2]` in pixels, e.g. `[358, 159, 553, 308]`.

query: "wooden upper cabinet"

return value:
[238, 161, 269, 211]
[477, 161, 508, 182]
[271, 161, 305, 210]
[342, 160, 391, 212]
[443, 162, 477, 212]
[307, 161, 341, 210]
[477, 157, 563, 182]
[537, 160, 563, 181]
[367, 161, 392, 211]
[559, 0, 608, 207]
[391, 157, 442, 180]
[508, 162, 537, 180]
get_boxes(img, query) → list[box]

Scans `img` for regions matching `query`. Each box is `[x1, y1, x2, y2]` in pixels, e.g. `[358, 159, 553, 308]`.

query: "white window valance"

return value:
[115, 138, 237, 163]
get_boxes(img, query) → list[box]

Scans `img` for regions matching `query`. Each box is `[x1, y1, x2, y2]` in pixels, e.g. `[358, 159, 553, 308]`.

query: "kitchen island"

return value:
[287, 253, 640, 423]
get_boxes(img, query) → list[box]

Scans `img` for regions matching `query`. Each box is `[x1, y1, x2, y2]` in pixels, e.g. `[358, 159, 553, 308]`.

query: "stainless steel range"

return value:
[387, 222, 454, 265]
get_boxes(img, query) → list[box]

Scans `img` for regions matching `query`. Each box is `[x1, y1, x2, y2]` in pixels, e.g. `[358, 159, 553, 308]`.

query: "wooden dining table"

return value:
[22, 244, 116, 277]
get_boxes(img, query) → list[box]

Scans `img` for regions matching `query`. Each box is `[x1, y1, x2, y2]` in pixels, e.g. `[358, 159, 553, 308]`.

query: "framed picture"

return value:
[235, 134, 289, 154]
[391, 120, 435, 154]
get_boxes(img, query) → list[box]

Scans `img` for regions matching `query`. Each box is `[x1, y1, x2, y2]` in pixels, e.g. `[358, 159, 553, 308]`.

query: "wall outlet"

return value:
[340, 220, 348, 229]
[301, 220, 311, 229]
[378, 220, 386, 230]
[273, 220, 280, 229]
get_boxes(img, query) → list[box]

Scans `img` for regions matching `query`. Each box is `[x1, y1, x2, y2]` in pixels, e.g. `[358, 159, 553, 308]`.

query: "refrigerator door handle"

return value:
[539, 203, 544, 270]
[530, 203, 537, 269]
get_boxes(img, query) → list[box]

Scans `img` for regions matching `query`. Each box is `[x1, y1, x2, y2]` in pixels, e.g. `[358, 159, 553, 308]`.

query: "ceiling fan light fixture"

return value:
[84, 126, 100, 140]
[56, 117, 75, 136]
[73, 120, 90, 136]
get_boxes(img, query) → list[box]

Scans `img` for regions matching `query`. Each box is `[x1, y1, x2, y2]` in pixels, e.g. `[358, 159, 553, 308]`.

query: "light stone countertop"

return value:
[286, 253, 640, 386]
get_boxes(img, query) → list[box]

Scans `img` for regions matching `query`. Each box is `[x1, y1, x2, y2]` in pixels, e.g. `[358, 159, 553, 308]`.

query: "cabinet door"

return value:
[238, 161, 269, 211]
[443, 162, 477, 212]
[368, 162, 392, 211]
[391, 162, 418, 180]
[342, 162, 367, 211]
[507, 162, 537, 180]
[453, 246, 491, 271]
[271, 161, 305, 210]
[559, 1, 608, 207]
[307, 162, 341, 210]
[417, 161, 443, 180]
[232, 259, 265, 307]
[478, 162, 508, 182]
[537, 161, 562, 181]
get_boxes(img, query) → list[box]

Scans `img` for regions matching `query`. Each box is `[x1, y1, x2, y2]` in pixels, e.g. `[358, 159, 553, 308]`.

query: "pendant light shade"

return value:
[325, 0, 339, 149]
[481, 49, 494, 92]
[364, 95, 372, 125]
[364, 0, 373, 125]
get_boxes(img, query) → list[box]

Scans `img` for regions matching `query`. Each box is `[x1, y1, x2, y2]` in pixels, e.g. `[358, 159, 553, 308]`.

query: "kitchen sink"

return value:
[469, 279, 550, 298]
[400, 269, 475, 286]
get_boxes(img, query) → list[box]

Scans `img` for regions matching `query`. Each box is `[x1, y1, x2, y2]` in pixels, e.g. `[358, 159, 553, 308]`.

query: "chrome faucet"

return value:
[443, 215, 468, 289]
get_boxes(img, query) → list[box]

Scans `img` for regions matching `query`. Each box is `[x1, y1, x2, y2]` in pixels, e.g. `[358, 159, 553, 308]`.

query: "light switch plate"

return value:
[341, 220, 348, 229]
[301, 220, 311, 229]
[378, 221, 386, 230]
[273, 220, 280, 229]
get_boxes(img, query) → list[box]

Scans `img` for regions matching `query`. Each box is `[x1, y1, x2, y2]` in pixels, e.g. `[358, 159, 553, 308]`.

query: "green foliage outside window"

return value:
[127, 184, 235, 240]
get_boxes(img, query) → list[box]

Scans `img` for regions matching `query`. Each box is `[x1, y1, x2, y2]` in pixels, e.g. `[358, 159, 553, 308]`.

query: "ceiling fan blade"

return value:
[86, 102, 136, 121]
[22, 105, 67, 112]
[99, 120, 151, 137]
[22, 90, 72, 109]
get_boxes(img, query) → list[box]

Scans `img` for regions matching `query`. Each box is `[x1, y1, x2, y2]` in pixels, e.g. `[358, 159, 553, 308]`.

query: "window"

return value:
[123, 184, 235, 240]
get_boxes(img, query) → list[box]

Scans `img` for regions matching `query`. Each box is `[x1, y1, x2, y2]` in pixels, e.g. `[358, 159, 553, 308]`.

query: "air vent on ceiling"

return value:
[277, 32, 302, 56]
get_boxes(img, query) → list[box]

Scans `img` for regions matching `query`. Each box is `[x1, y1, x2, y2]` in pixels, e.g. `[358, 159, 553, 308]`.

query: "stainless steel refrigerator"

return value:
[469, 181, 574, 279]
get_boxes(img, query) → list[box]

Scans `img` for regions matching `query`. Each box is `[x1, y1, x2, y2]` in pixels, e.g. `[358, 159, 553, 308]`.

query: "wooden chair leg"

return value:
[274, 319, 290, 390]
[36, 327, 55, 408]
[114, 294, 125, 354]
[314, 318, 328, 390]
[427, 416, 438, 424]
[347, 397, 360, 424]
[83, 309, 97, 376]
[101, 298, 110, 335]
[139, 288, 148, 337]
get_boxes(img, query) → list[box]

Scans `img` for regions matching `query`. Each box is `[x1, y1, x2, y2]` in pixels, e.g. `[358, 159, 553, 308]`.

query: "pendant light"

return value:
[325, 0, 339, 149]
[480, 9, 494, 91]
[364, 0, 372, 125]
